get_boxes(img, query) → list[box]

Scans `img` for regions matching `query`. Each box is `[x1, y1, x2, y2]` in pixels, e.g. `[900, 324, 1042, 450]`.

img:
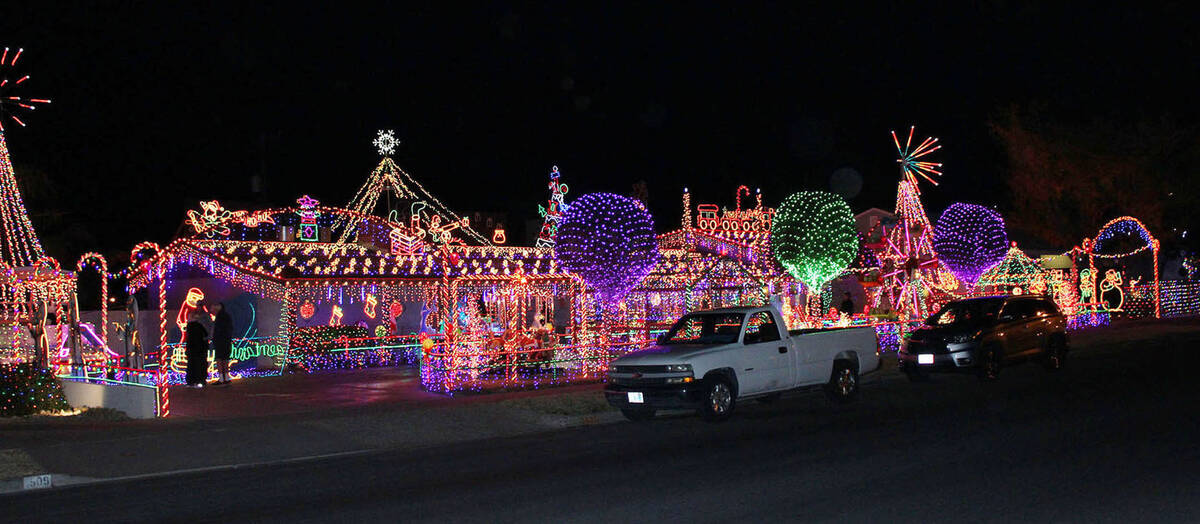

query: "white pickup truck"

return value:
[604, 306, 880, 421]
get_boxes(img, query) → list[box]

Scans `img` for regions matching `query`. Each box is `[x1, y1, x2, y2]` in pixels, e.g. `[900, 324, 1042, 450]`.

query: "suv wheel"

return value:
[1043, 337, 1067, 372]
[826, 361, 859, 402]
[700, 376, 736, 422]
[621, 408, 656, 422]
[977, 346, 1001, 381]
[903, 362, 929, 382]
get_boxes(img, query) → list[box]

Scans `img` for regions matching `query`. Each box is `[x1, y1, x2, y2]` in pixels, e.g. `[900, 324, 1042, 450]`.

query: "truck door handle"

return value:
[778, 346, 788, 354]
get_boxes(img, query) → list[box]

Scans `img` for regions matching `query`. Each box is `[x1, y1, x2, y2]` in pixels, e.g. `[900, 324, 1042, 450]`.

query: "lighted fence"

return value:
[54, 359, 166, 418]
[1160, 280, 1200, 318]
[157, 335, 290, 384]
[287, 333, 427, 371]
[1099, 280, 1200, 319]
[420, 338, 648, 393]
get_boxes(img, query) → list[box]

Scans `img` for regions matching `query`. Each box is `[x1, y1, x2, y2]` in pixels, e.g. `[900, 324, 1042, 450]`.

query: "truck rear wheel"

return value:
[621, 409, 656, 422]
[826, 361, 859, 402]
[700, 376, 735, 422]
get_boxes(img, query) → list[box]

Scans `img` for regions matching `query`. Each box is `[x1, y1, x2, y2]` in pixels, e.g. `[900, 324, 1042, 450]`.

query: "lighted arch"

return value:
[1081, 216, 1160, 318]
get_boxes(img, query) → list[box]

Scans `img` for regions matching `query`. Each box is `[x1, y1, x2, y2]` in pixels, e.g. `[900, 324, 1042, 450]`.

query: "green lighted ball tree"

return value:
[771, 191, 858, 292]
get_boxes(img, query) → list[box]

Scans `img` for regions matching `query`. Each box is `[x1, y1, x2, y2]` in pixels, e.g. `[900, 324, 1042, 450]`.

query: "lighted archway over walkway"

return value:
[1079, 216, 1160, 318]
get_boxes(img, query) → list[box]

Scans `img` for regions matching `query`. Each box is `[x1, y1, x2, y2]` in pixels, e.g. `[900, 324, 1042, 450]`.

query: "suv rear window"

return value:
[1001, 299, 1040, 321]
[1033, 299, 1059, 317]
[927, 298, 1004, 326]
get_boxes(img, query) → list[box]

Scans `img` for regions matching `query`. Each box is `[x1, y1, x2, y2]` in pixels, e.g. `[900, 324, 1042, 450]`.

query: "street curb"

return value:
[0, 409, 627, 497]
[0, 449, 377, 497]
[0, 473, 96, 495]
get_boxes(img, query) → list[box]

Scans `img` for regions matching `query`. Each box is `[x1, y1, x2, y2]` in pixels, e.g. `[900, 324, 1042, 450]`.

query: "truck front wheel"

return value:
[700, 376, 736, 422]
[826, 361, 859, 403]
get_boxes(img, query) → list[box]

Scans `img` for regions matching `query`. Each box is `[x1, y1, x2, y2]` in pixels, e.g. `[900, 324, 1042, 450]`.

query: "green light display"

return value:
[770, 191, 857, 291]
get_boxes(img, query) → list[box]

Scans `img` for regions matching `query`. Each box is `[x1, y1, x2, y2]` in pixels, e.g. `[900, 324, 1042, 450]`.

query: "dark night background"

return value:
[1, 2, 1197, 277]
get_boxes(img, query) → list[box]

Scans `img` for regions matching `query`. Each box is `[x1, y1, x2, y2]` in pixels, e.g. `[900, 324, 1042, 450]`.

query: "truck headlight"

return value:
[665, 364, 692, 373]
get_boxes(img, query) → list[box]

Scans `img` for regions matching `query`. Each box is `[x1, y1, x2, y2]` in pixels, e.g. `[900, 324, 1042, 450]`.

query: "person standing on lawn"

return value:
[184, 311, 209, 388]
[838, 292, 855, 316]
[211, 302, 234, 385]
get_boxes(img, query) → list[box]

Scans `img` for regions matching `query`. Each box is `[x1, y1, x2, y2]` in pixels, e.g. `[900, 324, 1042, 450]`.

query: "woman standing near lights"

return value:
[184, 311, 209, 388]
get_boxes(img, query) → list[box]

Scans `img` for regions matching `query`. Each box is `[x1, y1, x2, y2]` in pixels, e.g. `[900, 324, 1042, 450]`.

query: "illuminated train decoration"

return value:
[692, 186, 774, 241]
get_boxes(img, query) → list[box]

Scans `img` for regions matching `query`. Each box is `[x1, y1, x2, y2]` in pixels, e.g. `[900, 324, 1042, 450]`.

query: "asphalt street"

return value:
[8, 321, 1200, 523]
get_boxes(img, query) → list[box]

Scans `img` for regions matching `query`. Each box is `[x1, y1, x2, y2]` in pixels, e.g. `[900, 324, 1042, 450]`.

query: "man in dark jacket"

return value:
[185, 312, 209, 388]
[838, 292, 855, 316]
[211, 303, 234, 385]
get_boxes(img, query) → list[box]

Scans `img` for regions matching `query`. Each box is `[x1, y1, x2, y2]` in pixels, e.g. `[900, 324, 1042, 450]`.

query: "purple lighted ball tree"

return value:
[554, 192, 659, 302]
[933, 203, 1009, 285]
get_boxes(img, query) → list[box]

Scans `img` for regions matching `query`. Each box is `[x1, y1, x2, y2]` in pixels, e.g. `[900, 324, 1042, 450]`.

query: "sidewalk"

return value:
[0, 366, 621, 493]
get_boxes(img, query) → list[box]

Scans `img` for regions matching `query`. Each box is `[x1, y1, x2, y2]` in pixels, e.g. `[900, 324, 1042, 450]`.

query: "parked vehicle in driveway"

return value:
[897, 295, 1068, 381]
[604, 306, 881, 422]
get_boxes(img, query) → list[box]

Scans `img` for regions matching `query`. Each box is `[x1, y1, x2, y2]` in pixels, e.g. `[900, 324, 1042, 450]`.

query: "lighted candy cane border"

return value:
[1075, 216, 1160, 319]
[31, 258, 71, 360]
[123, 242, 171, 416]
[75, 252, 110, 354]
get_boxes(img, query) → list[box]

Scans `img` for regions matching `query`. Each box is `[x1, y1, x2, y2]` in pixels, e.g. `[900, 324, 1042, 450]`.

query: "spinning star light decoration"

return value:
[892, 125, 942, 191]
[0, 47, 51, 131]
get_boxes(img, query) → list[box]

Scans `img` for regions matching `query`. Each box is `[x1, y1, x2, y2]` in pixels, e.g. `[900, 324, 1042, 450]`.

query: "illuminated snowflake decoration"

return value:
[373, 129, 400, 156]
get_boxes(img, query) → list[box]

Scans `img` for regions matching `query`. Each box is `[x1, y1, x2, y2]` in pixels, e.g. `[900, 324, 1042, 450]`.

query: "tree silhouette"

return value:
[989, 106, 1185, 249]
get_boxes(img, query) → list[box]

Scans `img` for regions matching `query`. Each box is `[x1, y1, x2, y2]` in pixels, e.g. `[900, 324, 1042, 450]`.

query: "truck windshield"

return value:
[661, 313, 745, 345]
[926, 298, 1004, 327]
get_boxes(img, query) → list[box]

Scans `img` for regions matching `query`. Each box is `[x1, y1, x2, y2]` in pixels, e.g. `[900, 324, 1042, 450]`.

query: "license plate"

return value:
[627, 392, 644, 403]
[918, 354, 934, 365]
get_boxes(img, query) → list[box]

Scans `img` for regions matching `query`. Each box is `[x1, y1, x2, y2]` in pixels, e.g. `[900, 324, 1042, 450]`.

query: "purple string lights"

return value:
[554, 192, 659, 302]
[932, 203, 1008, 285]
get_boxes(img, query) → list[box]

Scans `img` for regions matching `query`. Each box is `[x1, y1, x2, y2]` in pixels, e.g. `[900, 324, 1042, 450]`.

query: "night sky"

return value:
[1, 3, 1195, 264]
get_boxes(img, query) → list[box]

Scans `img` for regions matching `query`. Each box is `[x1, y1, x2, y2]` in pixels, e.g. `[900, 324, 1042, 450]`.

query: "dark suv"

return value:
[897, 295, 1068, 381]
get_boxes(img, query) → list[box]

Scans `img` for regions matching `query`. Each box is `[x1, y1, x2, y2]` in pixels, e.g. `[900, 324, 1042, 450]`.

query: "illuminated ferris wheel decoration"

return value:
[874, 126, 946, 319]
[891, 126, 942, 192]
[0, 47, 51, 131]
